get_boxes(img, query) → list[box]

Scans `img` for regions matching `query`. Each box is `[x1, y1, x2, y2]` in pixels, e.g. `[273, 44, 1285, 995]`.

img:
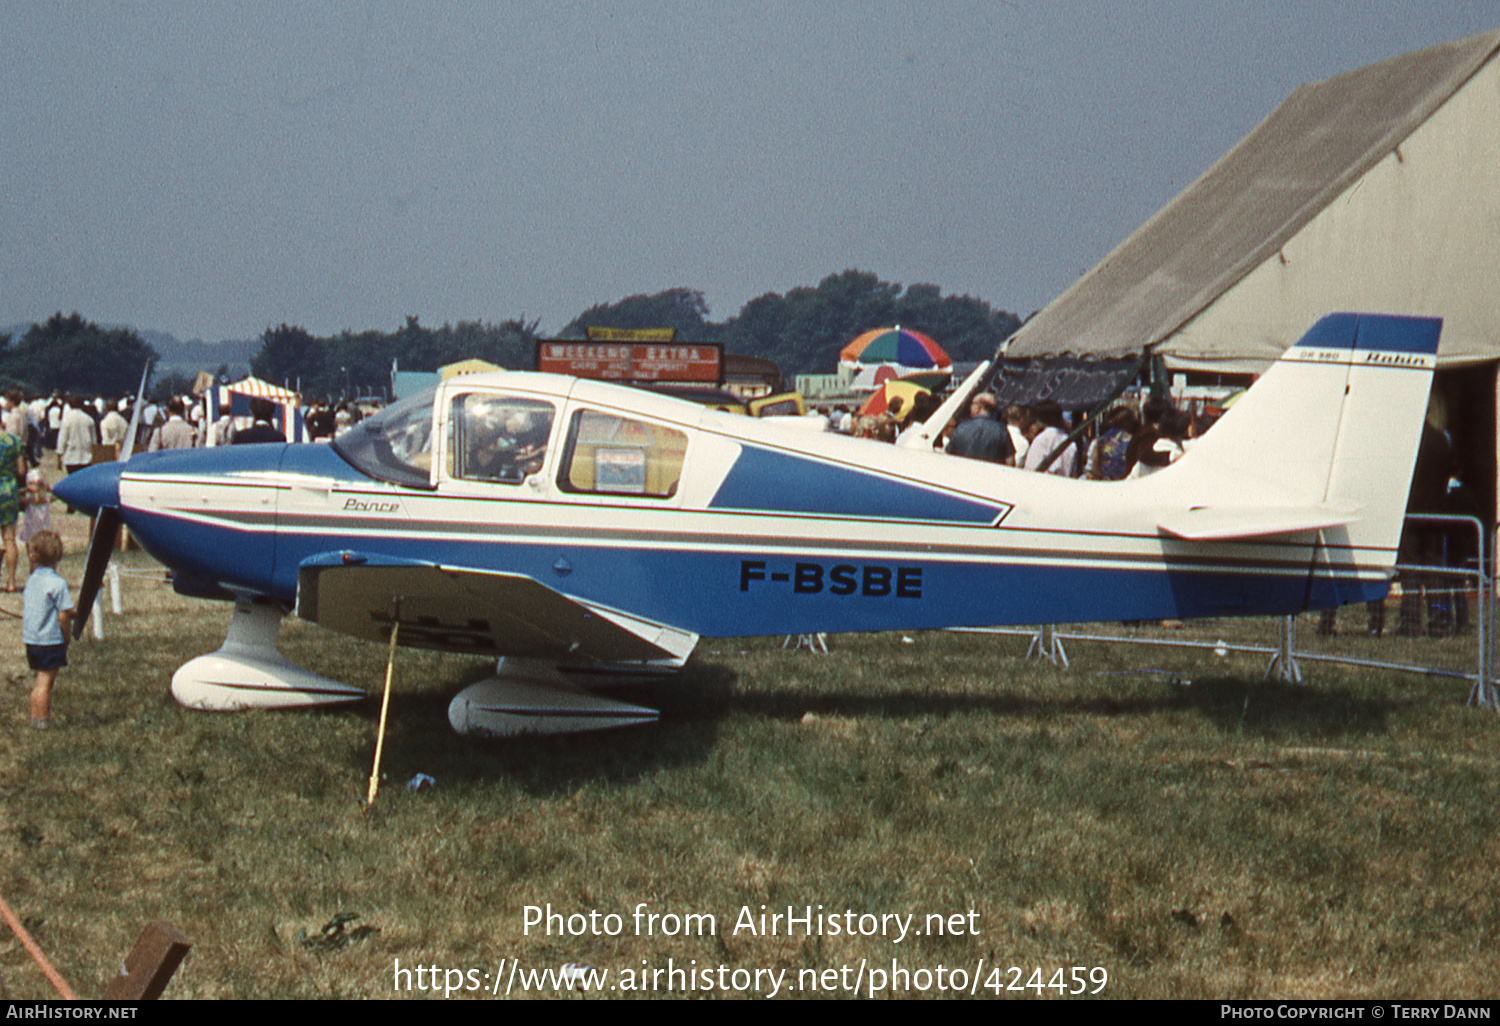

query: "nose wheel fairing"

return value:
[170, 599, 365, 710]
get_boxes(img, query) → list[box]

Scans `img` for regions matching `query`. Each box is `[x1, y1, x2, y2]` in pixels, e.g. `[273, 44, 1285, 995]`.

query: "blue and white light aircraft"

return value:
[55, 313, 1440, 736]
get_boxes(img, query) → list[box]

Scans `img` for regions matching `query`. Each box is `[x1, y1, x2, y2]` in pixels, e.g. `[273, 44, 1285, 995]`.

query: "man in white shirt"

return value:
[149, 397, 196, 451]
[46, 400, 63, 450]
[57, 399, 98, 481]
[99, 401, 129, 453]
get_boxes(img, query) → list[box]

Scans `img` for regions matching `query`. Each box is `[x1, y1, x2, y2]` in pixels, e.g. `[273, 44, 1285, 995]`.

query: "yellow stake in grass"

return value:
[366, 611, 401, 808]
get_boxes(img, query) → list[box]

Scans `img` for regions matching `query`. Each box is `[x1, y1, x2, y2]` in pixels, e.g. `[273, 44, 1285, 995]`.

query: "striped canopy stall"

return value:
[207, 376, 305, 444]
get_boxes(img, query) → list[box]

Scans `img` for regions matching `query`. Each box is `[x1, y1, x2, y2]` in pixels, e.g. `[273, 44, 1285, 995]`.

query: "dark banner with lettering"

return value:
[536, 341, 723, 383]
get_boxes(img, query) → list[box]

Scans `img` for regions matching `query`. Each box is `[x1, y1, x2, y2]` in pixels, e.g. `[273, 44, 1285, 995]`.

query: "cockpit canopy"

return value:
[331, 387, 437, 489]
[331, 380, 691, 500]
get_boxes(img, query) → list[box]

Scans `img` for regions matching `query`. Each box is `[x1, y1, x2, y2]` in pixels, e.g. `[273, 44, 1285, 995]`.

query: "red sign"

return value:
[536, 342, 722, 383]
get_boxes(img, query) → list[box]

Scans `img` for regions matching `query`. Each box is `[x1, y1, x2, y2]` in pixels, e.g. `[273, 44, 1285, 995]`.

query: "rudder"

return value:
[1168, 313, 1440, 608]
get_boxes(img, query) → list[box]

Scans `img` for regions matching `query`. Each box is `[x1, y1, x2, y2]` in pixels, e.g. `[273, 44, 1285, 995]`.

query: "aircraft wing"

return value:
[1156, 504, 1361, 542]
[296, 552, 697, 666]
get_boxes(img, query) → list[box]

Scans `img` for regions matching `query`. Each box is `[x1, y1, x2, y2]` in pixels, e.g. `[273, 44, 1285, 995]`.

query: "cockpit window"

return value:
[558, 409, 687, 497]
[451, 394, 556, 484]
[331, 388, 437, 489]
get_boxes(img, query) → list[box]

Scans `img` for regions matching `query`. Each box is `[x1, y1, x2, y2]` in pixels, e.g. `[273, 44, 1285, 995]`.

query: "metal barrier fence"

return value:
[953, 514, 1499, 711]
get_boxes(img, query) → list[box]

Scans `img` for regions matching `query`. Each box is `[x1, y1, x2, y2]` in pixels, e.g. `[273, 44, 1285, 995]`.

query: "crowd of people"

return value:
[822, 389, 1214, 482]
[0, 392, 377, 472]
[4, 391, 247, 467]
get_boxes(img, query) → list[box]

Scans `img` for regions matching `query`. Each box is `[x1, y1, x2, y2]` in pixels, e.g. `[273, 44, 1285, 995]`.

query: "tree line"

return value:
[562, 271, 1022, 380]
[251, 316, 540, 400]
[1, 270, 1022, 399]
[0, 312, 158, 398]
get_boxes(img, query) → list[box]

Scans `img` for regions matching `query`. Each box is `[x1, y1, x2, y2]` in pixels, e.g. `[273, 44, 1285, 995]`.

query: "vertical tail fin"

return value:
[1165, 313, 1440, 604]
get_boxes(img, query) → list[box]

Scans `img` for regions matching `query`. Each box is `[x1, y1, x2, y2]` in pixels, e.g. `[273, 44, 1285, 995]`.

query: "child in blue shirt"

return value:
[23, 530, 72, 729]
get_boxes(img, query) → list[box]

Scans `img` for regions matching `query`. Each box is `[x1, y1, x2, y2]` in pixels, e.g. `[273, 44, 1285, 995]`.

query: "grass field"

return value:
[2, 520, 1499, 1000]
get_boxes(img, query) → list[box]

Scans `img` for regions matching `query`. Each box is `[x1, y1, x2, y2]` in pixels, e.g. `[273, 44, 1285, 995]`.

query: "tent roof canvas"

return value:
[224, 376, 300, 401]
[1005, 28, 1500, 366]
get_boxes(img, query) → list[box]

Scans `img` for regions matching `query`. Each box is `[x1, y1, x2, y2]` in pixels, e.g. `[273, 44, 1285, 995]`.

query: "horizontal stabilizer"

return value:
[1157, 504, 1361, 542]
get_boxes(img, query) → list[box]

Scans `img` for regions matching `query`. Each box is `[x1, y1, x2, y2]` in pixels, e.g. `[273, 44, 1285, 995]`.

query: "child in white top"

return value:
[18, 469, 54, 555]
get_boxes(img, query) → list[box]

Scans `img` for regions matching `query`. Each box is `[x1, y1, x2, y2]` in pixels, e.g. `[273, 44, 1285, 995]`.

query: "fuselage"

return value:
[59, 369, 1393, 639]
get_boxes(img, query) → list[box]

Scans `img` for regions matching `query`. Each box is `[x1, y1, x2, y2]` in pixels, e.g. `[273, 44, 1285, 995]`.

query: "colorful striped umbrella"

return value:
[840, 327, 952, 369]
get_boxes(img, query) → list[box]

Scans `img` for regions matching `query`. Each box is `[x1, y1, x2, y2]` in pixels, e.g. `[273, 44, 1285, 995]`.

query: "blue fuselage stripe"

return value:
[708, 444, 1007, 525]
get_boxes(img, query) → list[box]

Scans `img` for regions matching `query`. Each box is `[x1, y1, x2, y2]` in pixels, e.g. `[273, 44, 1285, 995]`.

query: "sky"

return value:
[2, 1, 1495, 344]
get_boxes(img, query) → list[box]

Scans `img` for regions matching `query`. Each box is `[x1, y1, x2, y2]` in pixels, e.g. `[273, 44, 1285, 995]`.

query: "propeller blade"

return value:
[72, 358, 147, 638]
[73, 507, 120, 640]
[121, 359, 152, 462]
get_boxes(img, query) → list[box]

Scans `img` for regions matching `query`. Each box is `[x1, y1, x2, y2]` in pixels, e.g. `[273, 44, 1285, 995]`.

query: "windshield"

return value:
[331, 388, 437, 489]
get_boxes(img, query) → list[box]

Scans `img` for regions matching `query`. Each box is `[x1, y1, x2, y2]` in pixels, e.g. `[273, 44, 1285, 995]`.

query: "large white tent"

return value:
[1002, 27, 1500, 521]
[1004, 27, 1500, 373]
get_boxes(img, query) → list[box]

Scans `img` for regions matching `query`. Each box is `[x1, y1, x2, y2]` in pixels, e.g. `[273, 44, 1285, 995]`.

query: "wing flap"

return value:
[1157, 504, 1361, 542]
[297, 555, 695, 665]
